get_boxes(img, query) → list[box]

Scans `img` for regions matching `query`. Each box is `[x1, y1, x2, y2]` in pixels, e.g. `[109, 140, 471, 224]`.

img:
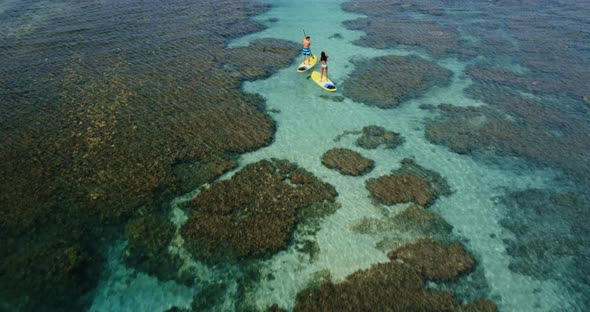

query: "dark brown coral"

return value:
[124, 216, 188, 284]
[181, 159, 337, 261]
[351, 205, 452, 239]
[391, 204, 453, 236]
[461, 298, 498, 312]
[387, 237, 474, 281]
[0, 240, 99, 312]
[294, 236, 495, 312]
[321, 148, 374, 176]
[341, 55, 452, 108]
[0, 1, 300, 309]
[393, 158, 453, 197]
[424, 84, 590, 185]
[294, 261, 460, 312]
[356, 126, 404, 150]
[366, 174, 435, 206]
[334, 125, 405, 150]
[342, 1, 469, 57]
[499, 189, 590, 299]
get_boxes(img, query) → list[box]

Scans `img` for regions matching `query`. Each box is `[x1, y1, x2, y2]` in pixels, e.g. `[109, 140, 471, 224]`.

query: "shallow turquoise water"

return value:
[228, 1, 580, 310]
[1, 0, 589, 311]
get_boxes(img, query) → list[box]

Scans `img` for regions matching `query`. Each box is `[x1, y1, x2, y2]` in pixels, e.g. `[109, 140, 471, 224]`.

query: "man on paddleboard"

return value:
[302, 36, 311, 65]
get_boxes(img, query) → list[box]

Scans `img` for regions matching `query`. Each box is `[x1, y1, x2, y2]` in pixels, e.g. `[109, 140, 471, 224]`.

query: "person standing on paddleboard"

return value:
[320, 51, 329, 82]
[302, 36, 311, 65]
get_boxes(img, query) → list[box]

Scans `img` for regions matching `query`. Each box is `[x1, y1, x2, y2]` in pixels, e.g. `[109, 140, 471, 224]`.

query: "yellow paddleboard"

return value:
[310, 71, 337, 92]
[297, 55, 317, 72]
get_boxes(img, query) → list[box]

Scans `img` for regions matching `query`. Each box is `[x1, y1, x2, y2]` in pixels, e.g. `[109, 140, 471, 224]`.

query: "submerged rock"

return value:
[191, 282, 228, 311]
[461, 298, 498, 312]
[366, 174, 435, 206]
[341, 55, 452, 108]
[171, 158, 238, 194]
[181, 159, 337, 261]
[0, 0, 300, 308]
[0, 240, 99, 312]
[419, 103, 438, 111]
[356, 126, 404, 150]
[124, 216, 188, 284]
[223, 38, 300, 81]
[351, 205, 452, 237]
[267, 304, 286, 312]
[387, 238, 474, 281]
[363, 153, 449, 208]
[294, 258, 494, 312]
[393, 158, 453, 197]
[342, 2, 468, 57]
[334, 125, 405, 150]
[424, 103, 489, 155]
[392, 204, 453, 235]
[499, 189, 590, 299]
[466, 65, 568, 97]
[294, 261, 459, 312]
[388, 237, 474, 282]
[424, 84, 590, 185]
[351, 204, 453, 254]
[321, 148, 374, 176]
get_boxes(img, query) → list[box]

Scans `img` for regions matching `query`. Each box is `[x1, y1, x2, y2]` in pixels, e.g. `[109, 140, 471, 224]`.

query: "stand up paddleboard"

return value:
[310, 71, 337, 92]
[297, 55, 317, 72]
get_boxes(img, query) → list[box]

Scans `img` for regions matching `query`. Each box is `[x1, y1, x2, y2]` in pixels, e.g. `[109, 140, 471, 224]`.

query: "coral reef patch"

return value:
[0, 0, 299, 309]
[388, 237, 474, 282]
[499, 189, 590, 301]
[222, 39, 300, 81]
[181, 159, 337, 262]
[351, 204, 453, 254]
[294, 261, 458, 312]
[171, 158, 238, 195]
[321, 148, 374, 176]
[366, 174, 435, 207]
[0, 239, 100, 312]
[123, 216, 189, 284]
[355, 126, 405, 150]
[341, 0, 470, 57]
[341, 55, 452, 109]
[294, 255, 494, 312]
[391, 204, 453, 236]
[341, 0, 590, 101]
[393, 158, 453, 197]
[351, 205, 452, 238]
[334, 125, 405, 150]
[424, 83, 590, 185]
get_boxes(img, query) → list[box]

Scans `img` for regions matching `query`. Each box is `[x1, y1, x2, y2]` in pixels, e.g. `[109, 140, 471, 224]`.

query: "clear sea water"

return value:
[1, 0, 589, 311]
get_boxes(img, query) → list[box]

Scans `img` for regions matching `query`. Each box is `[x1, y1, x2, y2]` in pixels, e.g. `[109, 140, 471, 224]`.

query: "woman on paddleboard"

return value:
[320, 51, 329, 81]
[302, 36, 311, 65]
